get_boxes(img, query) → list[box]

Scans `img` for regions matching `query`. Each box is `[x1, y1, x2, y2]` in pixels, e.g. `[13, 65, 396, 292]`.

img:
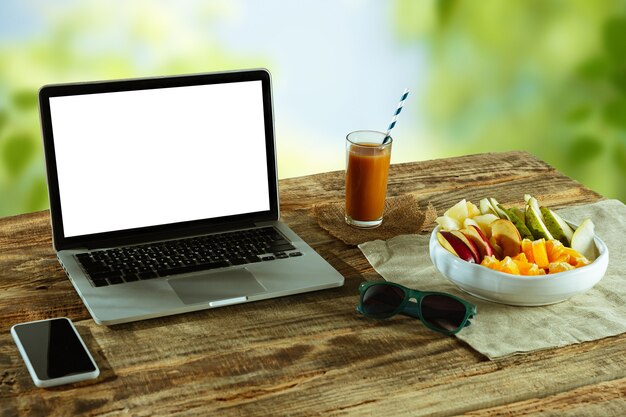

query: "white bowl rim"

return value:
[430, 223, 609, 281]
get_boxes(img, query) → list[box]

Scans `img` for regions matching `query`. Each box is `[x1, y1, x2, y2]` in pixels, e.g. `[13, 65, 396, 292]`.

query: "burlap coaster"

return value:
[313, 194, 437, 245]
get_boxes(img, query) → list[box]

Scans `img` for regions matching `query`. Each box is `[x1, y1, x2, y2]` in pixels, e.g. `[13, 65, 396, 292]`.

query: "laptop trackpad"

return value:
[168, 268, 266, 305]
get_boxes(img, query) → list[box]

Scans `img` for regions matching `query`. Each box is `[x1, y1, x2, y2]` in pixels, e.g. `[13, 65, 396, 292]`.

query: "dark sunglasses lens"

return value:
[362, 285, 405, 317]
[421, 295, 467, 332]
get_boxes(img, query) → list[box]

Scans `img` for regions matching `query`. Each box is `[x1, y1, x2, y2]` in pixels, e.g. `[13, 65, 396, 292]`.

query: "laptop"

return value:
[38, 69, 344, 325]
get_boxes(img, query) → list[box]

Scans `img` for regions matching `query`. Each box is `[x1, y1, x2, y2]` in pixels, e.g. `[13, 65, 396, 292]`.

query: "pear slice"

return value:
[525, 197, 554, 241]
[510, 207, 525, 223]
[501, 206, 534, 240]
[489, 198, 510, 220]
[540, 207, 574, 246]
[550, 209, 574, 244]
[479, 198, 497, 215]
[571, 219, 598, 261]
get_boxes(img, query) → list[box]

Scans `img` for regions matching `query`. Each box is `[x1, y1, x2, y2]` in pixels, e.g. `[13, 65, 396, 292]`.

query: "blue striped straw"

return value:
[383, 88, 409, 144]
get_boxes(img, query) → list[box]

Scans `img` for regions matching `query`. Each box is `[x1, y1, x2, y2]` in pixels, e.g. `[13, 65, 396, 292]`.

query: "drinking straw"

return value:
[383, 88, 409, 144]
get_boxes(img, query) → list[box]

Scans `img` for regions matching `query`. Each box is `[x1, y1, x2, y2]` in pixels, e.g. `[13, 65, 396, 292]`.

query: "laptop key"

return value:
[123, 273, 140, 282]
[122, 271, 139, 282]
[138, 271, 157, 280]
[108, 276, 124, 285]
[268, 243, 296, 253]
[91, 270, 122, 280]
[83, 264, 112, 274]
[269, 238, 290, 245]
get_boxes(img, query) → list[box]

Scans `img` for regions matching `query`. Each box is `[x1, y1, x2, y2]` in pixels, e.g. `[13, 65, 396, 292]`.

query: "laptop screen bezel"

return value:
[39, 69, 279, 251]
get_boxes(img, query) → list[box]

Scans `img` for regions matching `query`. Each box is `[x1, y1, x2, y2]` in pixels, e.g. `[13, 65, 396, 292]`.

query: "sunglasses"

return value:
[356, 282, 477, 335]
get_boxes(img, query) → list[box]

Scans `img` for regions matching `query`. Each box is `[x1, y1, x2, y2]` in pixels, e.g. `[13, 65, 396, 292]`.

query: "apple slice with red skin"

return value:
[450, 230, 482, 263]
[462, 225, 495, 261]
[437, 231, 478, 263]
[437, 232, 459, 256]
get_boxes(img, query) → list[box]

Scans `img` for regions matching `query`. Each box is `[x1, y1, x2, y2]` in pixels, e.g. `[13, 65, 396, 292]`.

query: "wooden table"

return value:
[1, 151, 624, 416]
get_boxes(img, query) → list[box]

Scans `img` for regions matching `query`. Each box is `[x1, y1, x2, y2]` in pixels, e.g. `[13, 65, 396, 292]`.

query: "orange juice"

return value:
[345, 135, 392, 228]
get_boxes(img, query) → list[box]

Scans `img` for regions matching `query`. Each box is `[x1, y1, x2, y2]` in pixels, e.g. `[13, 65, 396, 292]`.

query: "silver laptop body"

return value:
[39, 69, 344, 325]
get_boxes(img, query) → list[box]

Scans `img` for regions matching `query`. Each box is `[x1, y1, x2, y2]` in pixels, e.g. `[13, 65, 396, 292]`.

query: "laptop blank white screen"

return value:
[49, 80, 271, 238]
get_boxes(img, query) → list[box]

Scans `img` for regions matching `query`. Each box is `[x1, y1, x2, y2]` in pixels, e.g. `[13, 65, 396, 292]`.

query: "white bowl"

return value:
[429, 226, 609, 306]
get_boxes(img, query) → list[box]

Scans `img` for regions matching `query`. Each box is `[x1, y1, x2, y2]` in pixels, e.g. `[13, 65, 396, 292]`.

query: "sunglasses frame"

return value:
[356, 281, 477, 335]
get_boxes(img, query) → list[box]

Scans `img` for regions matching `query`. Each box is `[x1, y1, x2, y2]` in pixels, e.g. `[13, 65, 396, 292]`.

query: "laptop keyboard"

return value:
[75, 227, 301, 287]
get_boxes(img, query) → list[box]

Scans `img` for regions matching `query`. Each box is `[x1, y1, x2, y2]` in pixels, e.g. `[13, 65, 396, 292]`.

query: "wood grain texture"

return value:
[1, 151, 623, 417]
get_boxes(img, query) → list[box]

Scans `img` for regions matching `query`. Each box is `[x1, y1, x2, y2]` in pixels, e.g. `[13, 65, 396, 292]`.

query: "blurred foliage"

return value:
[395, 0, 626, 202]
[1, 1, 624, 217]
[0, 2, 267, 217]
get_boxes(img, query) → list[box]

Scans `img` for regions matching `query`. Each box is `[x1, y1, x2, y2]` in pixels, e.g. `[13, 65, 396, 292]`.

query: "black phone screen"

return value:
[13, 318, 96, 380]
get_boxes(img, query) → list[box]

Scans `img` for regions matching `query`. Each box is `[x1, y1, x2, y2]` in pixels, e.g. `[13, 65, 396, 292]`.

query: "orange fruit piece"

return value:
[516, 260, 535, 275]
[497, 256, 521, 275]
[563, 248, 582, 259]
[482, 256, 522, 274]
[532, 239, 549, 269]
[562, 246, 583, 258]
[551, 253, 570, 264]
[573, 256, 591, 268]
[481, 255, 499, 269]
[549, 262, 575, 274]
[512, 252, 529, 263]
[562, 247, 586, 266]
[526, 263, 546, 275]
[545, 240, 565, 263]
[510, 253, 538, 275]
[521, 239, 535, 263]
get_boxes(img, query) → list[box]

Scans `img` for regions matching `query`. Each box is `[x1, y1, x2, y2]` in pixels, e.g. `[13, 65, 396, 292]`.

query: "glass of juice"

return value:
[345, 130, 392, 228]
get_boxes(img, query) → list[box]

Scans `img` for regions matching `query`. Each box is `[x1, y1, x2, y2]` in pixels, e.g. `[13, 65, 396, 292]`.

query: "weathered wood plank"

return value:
[462, 377, 626, 417]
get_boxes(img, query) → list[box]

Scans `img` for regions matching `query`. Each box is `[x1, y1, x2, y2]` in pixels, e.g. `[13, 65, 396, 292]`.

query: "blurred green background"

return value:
[0, 0, 624, 218]
[396, 0, 626, 203]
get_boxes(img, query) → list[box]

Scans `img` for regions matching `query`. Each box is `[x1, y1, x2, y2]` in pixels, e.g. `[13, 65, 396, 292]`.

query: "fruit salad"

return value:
[435, 195, 597, 276]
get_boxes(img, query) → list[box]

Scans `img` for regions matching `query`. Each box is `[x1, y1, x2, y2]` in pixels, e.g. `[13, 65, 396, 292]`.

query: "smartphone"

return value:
[11, 317, 100, 388]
